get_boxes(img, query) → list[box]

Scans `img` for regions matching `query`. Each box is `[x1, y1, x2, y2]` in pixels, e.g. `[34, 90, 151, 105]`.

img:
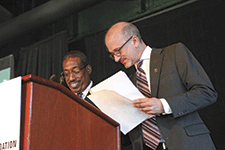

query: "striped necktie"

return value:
[136, 60, 161, 150]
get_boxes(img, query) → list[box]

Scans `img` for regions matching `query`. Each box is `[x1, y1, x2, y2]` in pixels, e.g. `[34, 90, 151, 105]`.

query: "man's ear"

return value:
[132, 35, 139, 48]
[86, 64, 92, 74]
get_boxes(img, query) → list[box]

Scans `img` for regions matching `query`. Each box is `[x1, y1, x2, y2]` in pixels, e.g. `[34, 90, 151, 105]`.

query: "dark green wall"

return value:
[0, 0, 190, 58]
[74, 0, 189, 40]
[33, 0, 191, 42]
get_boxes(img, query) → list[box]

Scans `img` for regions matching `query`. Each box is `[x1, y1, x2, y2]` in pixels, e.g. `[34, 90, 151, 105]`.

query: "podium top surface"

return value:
[22, 74, 120, 127]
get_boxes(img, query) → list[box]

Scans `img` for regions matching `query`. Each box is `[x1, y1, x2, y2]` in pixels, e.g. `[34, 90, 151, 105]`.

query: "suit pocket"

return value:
[184, 123, 210, 137]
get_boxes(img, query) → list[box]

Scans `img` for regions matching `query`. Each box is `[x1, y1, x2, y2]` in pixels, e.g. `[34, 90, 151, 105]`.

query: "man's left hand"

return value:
[133, 97, 165, 115]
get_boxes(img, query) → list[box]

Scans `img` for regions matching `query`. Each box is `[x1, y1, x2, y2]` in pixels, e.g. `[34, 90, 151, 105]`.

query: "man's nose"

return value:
[68, 72, 76, 81]
[114, 55, 120, 62]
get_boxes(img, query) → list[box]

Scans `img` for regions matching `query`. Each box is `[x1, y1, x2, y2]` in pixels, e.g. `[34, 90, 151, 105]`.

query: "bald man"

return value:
[105, 22, 217, 150]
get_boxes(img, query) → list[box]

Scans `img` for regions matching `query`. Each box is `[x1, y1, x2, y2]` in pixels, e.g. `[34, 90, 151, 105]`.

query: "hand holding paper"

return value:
[88, 71, 152, 134]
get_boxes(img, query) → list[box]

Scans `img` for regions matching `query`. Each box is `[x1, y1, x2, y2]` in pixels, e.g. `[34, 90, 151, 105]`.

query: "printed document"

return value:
[88, 71, 151, 134]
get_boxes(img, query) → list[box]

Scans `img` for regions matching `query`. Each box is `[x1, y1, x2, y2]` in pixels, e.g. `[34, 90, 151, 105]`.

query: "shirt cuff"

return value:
[160, 98, 172, 115]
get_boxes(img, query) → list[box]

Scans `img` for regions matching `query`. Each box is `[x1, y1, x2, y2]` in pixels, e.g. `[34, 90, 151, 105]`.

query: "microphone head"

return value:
[49, 74, 56, 81]
[60, 76, 64, 84]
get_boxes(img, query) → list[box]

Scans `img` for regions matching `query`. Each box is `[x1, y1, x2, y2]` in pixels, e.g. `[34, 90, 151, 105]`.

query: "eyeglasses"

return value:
[109, 35, 133, 60]
[61, 64, 87, 78]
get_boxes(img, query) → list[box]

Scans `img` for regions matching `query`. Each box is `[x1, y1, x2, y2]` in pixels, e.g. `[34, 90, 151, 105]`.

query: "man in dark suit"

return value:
[105, 22, 217, 150]
[62, 50, 96, 107]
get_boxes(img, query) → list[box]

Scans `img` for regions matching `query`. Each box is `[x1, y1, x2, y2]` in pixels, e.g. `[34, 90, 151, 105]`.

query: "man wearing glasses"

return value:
[105, 22, 217, 150]
[62, 50, 97, 107]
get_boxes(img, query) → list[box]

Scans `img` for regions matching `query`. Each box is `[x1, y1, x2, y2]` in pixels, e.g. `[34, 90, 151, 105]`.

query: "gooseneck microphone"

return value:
[49, 74, 56, 81]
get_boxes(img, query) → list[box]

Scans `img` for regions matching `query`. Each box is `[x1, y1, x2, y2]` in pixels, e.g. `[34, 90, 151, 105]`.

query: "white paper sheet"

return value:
[90, 70, 145, 100]
[88, 71, 151, 134]
[0, 77, 21, 150]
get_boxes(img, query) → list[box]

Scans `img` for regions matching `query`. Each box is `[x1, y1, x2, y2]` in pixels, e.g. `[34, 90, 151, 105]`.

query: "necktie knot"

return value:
[137, 60, 145, 74]
[137, 59, 143, 69]
[77, 92, 83, 98]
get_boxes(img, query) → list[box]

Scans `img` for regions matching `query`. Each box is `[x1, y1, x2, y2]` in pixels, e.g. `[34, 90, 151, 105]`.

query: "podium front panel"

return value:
[21, 75, 120, 150]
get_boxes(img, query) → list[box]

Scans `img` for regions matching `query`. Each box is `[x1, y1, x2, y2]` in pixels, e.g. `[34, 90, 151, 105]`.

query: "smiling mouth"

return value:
[69, 81, 80, 88]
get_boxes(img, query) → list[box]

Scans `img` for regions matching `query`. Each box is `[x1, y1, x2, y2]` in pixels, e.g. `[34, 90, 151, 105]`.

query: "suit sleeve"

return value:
[166, 43, 217, 118]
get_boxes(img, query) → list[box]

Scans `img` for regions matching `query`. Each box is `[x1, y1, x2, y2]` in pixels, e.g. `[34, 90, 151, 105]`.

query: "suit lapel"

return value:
[84, 96, 99, 109]
[150, 48, 164, 97]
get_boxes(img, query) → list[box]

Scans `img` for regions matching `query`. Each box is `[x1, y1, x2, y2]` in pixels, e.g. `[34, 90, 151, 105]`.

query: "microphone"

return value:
[59, 76, 64, 84]
[49, 74, 56, 81]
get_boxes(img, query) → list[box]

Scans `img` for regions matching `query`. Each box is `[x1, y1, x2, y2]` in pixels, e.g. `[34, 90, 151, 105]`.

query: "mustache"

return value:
[69, 79, 79, 85]
[120, 57, 126, 63]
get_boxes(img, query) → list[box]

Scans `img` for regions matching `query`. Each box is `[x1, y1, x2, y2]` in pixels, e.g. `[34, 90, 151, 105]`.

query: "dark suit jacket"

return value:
[84, 96, 99, 108]
[128, 43, 217, 150]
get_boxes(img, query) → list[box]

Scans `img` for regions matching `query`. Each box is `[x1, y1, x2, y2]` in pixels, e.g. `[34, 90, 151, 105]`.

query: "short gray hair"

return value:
[62, 50, 88, 66]
[122, 23, 143, 42]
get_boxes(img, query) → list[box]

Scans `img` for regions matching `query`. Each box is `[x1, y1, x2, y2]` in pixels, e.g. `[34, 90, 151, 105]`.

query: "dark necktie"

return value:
[136, 60, 161, 149]
[77, 92, 83, 99]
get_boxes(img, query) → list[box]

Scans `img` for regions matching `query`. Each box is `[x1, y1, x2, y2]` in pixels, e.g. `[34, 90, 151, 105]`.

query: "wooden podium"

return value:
[20, 75, 120, 150]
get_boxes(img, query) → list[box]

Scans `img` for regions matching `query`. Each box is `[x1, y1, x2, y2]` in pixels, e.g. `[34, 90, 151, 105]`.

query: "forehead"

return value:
[63, 57, 81, 70]
[106, 33, 125, 52]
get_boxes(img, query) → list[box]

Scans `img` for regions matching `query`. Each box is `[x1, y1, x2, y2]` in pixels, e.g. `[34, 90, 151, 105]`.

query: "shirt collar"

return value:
[135, 46, 152, 68]
[140, 46, 152, 60]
